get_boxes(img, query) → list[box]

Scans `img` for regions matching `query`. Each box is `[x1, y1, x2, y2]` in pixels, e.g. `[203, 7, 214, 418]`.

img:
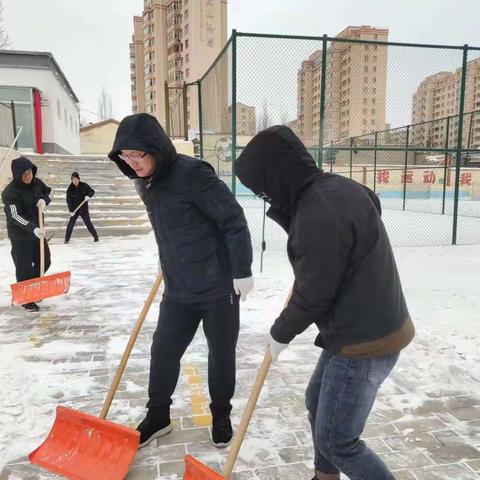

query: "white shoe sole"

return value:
[138, 423, 173, 448]
[211, 437, 232, 449]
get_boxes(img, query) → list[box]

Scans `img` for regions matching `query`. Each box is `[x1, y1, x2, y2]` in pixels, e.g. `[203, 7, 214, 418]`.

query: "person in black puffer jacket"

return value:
[108, 113, 253, 450]
[64, 172, 98, 243]
[2, 157, 52, 312]
[235, 126, 415, 480]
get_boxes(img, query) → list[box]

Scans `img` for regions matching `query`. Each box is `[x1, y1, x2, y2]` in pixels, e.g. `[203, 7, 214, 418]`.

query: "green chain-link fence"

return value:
[188, 30, 480, 252]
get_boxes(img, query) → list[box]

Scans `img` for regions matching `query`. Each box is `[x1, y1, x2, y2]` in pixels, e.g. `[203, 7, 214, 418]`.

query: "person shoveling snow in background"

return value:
[235, 125, 415, 480]
[109, 113, 254, 449]
[64, 171, 99, 243]
[2, 157, 52, 312]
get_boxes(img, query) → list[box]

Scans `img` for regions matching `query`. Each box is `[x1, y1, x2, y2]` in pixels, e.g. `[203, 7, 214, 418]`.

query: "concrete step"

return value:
[50, 225, 152, 239]
[1, 154, 149, 239]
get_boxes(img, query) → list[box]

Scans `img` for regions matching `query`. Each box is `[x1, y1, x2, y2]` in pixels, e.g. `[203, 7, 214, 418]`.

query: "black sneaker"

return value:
[136, 408, 172, 448]
[94, 238, 99, 242]
[211, 413, 233, 448]
[22, 302, 40, 312]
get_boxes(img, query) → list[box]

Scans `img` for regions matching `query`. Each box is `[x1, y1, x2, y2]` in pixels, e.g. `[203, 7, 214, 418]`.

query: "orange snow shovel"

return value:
[29, 274, 163, 480]
[184, 292, 291, 480]
[10, 206, 71, 305]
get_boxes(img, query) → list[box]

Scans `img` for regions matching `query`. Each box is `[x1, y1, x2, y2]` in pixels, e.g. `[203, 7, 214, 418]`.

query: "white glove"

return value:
[84, 196, 90, 201]
[34, 227, 46, 238]
[268, 333, 289, 363]
[233, 276, 254, 301]
[70, 211, 75, 217]
[157, 258, 162, 273]
[37, 199, 46, 210]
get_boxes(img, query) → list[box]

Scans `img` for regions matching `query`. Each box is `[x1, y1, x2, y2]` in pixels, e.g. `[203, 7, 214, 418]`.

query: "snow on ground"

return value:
[0, 209, 479, 478]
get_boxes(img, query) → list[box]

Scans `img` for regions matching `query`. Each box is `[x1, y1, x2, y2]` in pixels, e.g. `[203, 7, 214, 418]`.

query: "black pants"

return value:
[147, 294, 239, 412]
[10, 237, 51, 282]
[65, 204, 98, 242]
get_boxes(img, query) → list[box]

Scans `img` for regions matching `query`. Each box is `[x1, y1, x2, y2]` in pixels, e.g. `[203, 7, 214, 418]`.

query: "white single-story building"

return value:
[0, 50, 80, 154]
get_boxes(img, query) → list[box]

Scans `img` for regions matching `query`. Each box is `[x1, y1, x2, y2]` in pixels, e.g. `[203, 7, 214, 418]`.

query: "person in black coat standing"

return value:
[235, 126, 415, 480]
[64, 172, 98, 243]
[2, 157, 52, 312]
[109, 113, 253, 449]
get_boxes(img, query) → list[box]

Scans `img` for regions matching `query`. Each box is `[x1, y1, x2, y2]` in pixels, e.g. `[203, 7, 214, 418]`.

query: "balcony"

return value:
[168, 35, 182, 48]
[167, 1, 180, 15]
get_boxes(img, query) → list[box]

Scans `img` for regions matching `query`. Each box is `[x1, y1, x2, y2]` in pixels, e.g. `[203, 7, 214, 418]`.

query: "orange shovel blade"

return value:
[184, 455, 224, 480]
[29, 406, 139, 480]
[11, 271, 71, 305]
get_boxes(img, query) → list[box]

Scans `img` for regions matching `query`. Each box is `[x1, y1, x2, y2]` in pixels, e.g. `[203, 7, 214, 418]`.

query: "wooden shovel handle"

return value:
[100, 274, 163, 420]
[222, 290, 292, 479]
[38, 205, 45, 276]
[222, 348, 272, 478]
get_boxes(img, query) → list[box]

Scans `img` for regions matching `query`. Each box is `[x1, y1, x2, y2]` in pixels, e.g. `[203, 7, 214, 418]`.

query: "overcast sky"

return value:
[4, 0, 480, 125]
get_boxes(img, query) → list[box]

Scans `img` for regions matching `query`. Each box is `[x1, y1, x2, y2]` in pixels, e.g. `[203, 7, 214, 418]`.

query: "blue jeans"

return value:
[305, 350, 399, 480]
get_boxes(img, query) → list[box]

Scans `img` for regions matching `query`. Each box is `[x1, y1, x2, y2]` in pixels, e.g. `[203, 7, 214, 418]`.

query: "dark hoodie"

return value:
[2, 157, 52, 240]
[66, 177, 95, 212]
[235, 126, 412, 353]
[109, 113, 253, 303]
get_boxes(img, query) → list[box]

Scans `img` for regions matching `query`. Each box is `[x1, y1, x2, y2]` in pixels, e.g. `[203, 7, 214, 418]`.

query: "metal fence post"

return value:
[318, 34, 328, 170]
[402, 126, 410, 211]
[231, 29, 237, 195]
[164, 81, 171, 136]
[329, 141, 333, 173]
[182, 82, 188, 140]
[10, 100, 18, 148]
[197, 81, 203, 159]
[442, 116, 450, 215]
[349, 138, 353, 179]
[373, 132, 378, 193]
[452, 45, 469, 245]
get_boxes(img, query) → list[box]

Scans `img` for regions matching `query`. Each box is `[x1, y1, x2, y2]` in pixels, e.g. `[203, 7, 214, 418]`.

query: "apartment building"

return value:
[228, 102, 256, 136]
[411, 58, 480, 149]
[129, 0, 228, 135]
[297, 26, 389, 146]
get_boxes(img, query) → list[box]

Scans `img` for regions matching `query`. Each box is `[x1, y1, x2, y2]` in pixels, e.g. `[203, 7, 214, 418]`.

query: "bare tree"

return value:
[0, 0, 12, 49]
[97, 86, 113, 120]
[257, 98, 272, 132]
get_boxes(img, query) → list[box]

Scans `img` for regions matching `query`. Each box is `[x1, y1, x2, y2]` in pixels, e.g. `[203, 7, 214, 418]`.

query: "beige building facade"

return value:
[411, 58, 480, 149]
[130, 0, 228, 136]
[297, 26, 389, 146]
[80, 119, 120, 154]
[228, 102, 256, 136]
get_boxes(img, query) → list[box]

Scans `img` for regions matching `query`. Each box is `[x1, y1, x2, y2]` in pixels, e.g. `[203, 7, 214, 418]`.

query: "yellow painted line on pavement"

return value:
[183, 363, 211, 427]
[29, 312, 56, 347]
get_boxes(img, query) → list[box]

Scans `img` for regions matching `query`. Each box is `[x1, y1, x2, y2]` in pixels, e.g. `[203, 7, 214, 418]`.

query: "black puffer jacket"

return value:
[2, 157, 52, 241]
[66, 182, 95, 212]
[235, 126, 409, 351]
[109, 113, 253, 303]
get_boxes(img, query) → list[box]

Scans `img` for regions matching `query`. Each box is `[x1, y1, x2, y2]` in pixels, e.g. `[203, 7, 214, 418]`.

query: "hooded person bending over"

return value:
[109, 113, 253, 449]
[235, 126, 414, 480]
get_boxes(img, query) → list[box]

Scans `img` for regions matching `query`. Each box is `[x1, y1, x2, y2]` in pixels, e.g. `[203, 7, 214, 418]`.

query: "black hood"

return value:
[235, 126, 321, 213]
[108, 113, 177, 180]
[11, 157, 37, 184]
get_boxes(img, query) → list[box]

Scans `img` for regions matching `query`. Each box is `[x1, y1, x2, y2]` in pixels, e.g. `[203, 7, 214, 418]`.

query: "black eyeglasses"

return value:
[118, 152, 147, 162]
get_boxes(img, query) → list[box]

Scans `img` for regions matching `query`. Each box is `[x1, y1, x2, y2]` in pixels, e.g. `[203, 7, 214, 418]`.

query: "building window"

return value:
[64, 108, 67, 126]
[185, 24, 189, 35]
[184, 9, 188, 19]
[185, 39, 189, 49]
[186, 68, 190, 78]
[57, 99, 61, 120]
[186, 54, 189, 64]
